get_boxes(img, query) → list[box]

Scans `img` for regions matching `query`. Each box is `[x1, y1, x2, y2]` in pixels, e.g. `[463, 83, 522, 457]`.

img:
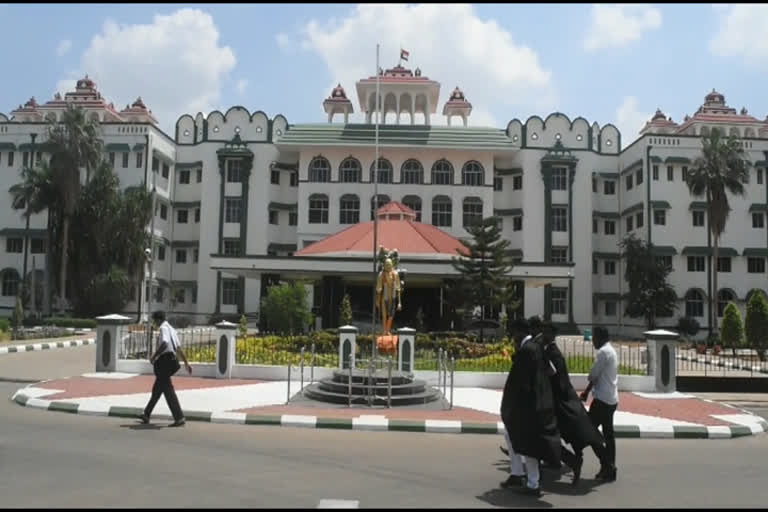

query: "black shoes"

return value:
[138, 413, 150, 424]
[572, 455, 584, 486]
[501, 474, 524, 488]
[596, 466, 617, 482]
[169, 418, 186, 427]
[515, 485, 542, 497]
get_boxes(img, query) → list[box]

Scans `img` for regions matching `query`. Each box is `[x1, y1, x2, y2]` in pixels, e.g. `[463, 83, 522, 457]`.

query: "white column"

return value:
[95, 314, 132, 372]
[396, 95, 401, 125]
[339, 325, 358, 370]
[462, 115, 468, 127]
[447, 115, 452, 127]
[397, 327, 416, 373]
[644, 329, 680, 392]
[215, 321, 237, 379]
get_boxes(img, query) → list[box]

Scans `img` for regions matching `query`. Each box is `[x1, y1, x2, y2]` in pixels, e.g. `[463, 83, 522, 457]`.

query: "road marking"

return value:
[317, 499, 359, 508]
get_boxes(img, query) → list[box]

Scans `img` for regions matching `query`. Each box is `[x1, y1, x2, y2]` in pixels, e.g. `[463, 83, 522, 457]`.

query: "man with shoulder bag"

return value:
[139, 311, 192, 427]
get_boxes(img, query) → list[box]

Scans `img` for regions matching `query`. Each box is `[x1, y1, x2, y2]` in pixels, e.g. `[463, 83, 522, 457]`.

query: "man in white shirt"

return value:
[140, 311, 192, 427]
[580, 326, 618, 481]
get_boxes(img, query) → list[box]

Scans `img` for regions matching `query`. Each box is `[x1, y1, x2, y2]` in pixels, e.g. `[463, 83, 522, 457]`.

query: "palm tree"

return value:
[44, 105, 103, 311]
[686, 129, 750, 337]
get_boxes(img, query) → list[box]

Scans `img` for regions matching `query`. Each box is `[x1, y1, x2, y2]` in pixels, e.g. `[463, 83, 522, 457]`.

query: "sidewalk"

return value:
[12, 373, 768, 439]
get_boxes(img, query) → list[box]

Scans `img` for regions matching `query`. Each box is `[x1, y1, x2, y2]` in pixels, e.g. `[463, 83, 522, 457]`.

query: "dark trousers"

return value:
[588, 398, 617, 469]
[144, 353, 184, 421]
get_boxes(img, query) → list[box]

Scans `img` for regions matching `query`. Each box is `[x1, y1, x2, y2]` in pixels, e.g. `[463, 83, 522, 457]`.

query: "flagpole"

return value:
[372, 43, 380, 360]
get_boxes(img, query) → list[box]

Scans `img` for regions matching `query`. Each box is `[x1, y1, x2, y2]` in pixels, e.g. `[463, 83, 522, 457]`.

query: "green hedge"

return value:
[0, 318, 9, 333]
[22, 317, 97, 329]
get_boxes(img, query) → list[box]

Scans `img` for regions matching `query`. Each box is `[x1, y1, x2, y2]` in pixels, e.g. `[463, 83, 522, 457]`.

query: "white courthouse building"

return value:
[1, 69, 767, 337]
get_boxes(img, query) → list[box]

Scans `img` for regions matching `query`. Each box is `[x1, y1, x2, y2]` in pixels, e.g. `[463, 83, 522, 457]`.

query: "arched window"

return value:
[339, 157, 361, 183]
[462, 197, 483, 228]
[432, 195, 452, 227]
[308, 157, 331, 183]
[370, 194, 391, 220]
[401, 159, 424, 185]
[717, 289, 737, 317]
[1, 269, 20, 297]
[402, 195, 422, 222]
[431, 159, 454, 185]
[462, 161, 484, 186]
[370, 158, 393, 184]
[339, 194, 360, 224]
[685, 289, 705, 318]
[308, 194, 329, 224]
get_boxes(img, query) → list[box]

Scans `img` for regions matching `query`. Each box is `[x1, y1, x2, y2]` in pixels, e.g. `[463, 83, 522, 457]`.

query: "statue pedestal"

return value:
[376, 334, 398, 356]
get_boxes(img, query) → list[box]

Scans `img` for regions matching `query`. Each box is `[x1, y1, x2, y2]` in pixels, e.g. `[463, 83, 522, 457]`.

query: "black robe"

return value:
[543, 341, 604, 451]
[500, 334, 561, 465]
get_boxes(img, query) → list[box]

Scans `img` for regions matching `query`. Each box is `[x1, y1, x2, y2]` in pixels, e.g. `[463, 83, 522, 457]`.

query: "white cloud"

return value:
[710, 5, 768, 68]
[56, 8, 236, 133]
[235, 79, 248, 95]
[291, 3, 555, 127]
[615, 96, 651, 145]
[56, 39, 72, 57]
[276, 32, 296, 52]
[584, 4, 662, 51]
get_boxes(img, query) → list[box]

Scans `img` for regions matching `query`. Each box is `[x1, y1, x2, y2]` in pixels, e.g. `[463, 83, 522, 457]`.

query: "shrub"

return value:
[0, 318, 9, 333]
[238, 314, 248, 338]
[339, 295, 352, 327]
[169, 316, 192, 329]
[720, 303, 744, 356]
[260, 282, 313, 334]
[42, 317, 97, 329]
[677, 316, 700, 341]
[745, 291, 768, 361]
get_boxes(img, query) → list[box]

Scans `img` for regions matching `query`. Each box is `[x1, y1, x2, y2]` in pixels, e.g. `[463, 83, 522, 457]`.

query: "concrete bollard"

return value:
[644, 329, 681, 393]
[215, 321, 237, 379]
[397, 327, 416, 373]
[338, 325, 358, 370]
[95, 314, 132, 372]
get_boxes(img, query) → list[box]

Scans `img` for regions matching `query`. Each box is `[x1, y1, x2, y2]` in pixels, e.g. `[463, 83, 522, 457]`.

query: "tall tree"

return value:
[45, 105, 103, 311]
[686, 130, 750, 336]
[620, 234, 678, 329]
[745, 291, 768, 362]
[451, 216, 517, 340]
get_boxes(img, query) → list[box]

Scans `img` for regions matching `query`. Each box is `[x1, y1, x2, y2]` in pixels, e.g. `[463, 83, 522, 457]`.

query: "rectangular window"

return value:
[626, 215, 634, 232]
[175, 289, 185, 304]
[22, 152, 29, 167]
[551, 287, 567, 315]
[687, 255, 705, 272]
[682, 166, 688, 182]
[8, 152, 14, 167]
[179, 170, 190, 184]
[196, 169, 202, 183]
[626, 174, 633, 190]
[432, 201, 452, 227]
[512, 175, 522, 190]
[693, 210, 705, 227]
[223, 239, 241, 256]
[271, 169, 280, 185]
[177, 209, 188, 224]
[194, 208, 200, 223]
[269, 210, 279, 225]
[652, 165, 659, 181]
[605, 301, 617, 317]
[604, 180, 615, 195]
[592, 218, 598, 234]
[717, 257, 731, 273]
[152, 157, 159, 173]
[162, 163, 169, 179]
[552, 207, 567, 232]
[512, 216, 523, 231]
[552, 168, 567, 191]
[154, 287, 164, 304]
[175, 249, 187, 264]
[159, 204, 168, 220]
[226, 160, 242, 183]
[653, 209, 666, 226]
[748, 257, 766, 273]
[592, 177, 597, 193]
[289, 211, 298, 226]
[290, 172, 298, 187]
[753, 213, 765, 229]
[192, 286, 197, 304]
[604, 260, 616, 275]
[225, 198, 242, 223]
[109, 152, 115, 167]
[6, 237, 23, 253]
[758, 169, 764, 185]
[30, 239, 45, 254]
[309, 196, 329, 224]
[551, 247, 568, 263]
[157, 245, 165, 261]
[193, 248, 199, 263]
[493, 177, 503, 191]
[636, 169, 644, 185]
[222, 278, 240, 305]
[122, 152, 129, 168]
[593, 258, 598, 275]
[667, 165, 673, 181]
[636, 212, 644, 229]
[136, 152, 143, 168]
[604, 220, 616, 235]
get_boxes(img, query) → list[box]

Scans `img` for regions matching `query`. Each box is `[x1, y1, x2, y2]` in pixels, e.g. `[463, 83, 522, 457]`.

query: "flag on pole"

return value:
[400, 48, 409, 62]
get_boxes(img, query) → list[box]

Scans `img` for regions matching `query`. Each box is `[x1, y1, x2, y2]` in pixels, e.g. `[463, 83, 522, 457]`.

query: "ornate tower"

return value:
[355, 65, 440, 125]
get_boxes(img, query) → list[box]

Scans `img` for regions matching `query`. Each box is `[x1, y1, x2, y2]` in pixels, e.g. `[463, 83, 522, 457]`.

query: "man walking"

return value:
[580, 326, 618, 481]
[500, 316, 561, 496]
[499, 318, 530, 489]
[140, 311, 192, 427]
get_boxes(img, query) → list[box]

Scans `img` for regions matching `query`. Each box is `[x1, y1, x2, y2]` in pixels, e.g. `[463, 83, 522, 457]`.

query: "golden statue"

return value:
[375, 247, 404, 354]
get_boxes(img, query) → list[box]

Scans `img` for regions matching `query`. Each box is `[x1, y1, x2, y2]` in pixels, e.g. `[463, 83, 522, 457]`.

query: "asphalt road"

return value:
[2, 345, 768, 508]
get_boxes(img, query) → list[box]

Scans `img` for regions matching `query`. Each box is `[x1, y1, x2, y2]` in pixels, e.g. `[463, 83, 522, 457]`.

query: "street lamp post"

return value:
[22, 133, 37, 297]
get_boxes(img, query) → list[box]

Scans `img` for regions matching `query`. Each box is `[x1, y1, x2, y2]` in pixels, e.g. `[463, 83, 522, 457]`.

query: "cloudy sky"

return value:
[1, 3, 766, 146]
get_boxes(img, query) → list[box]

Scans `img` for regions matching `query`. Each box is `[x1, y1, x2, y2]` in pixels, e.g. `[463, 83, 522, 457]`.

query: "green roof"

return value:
[743, 248, 768, 257]
[105, 143, 131, 152]
[278, 124, 516, 150]
[268, 243, 297, 252]
[268, 202, 298, 211]
[665, 156, 691, 164]
[594, 293, 621, 301]
[175, 161, 202, 170]
[682, 246, 739, 257]
[754, 160, 768, 168]
[494, 208, 523, 216]
[650, 245, 677, 256]
[621, 159, 643, 174]
[650, 200, 671, 209]
[133, 143, 146, 151]
[689, 201, 707, 210]
[0, 228, 47, 238]
[650, 156, 663, 163]
[598, 172, 619, 179]
[0, 142, 16, 150]
[749, 204, 768, 213]
[171, 241, 199, 248]
[505, 249, 523, 258]
[494, 167, 523, 176]
[170, 280, 197, 288]
[621, 202, 644, 216]
[594, 252, 621, 260]
[593, 211, 620, 220]
[173, 201, 200, 208]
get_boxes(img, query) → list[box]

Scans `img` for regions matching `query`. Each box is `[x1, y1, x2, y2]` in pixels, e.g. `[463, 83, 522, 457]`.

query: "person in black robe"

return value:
[499, 318, 530, 489]
[500, 316, 561, 496]
[541, 322, 608, 485]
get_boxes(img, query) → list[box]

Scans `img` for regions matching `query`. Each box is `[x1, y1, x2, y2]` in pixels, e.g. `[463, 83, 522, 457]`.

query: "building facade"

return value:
[1, 70, 767, 337]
